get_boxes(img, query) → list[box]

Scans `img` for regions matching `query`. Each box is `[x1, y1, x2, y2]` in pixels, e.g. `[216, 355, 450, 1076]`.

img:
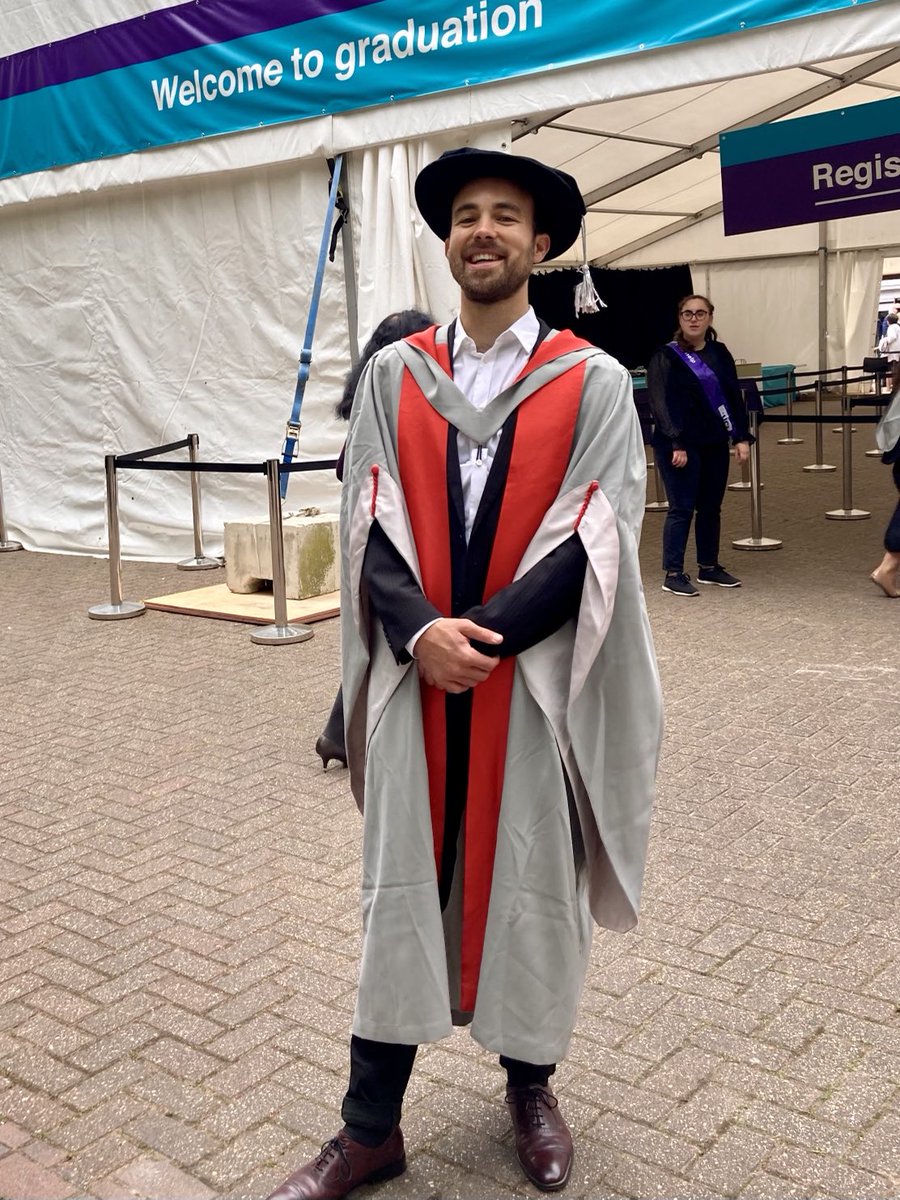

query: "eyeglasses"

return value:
[680, 309, 710, 320]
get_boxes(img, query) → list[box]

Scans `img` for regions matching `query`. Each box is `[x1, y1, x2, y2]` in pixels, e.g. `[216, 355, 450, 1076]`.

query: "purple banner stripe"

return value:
[722, 130, 900, 236]
[0, 0, 376, 101]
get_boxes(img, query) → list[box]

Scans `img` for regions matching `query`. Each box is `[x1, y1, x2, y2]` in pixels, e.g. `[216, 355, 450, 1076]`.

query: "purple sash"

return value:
[667, 341, 735, 435]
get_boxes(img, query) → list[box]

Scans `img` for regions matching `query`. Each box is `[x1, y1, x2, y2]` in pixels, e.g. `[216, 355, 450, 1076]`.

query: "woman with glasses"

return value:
[647, 294, 752, 598]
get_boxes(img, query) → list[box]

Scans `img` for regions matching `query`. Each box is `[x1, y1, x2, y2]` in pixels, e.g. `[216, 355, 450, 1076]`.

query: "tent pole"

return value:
[818, 222, 828, 375]
[340, 156, 360, 369]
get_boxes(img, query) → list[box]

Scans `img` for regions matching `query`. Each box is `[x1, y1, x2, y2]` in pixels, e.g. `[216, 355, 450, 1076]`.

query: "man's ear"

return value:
[444, 237, 451, 258]
[533, 232, 551, 264]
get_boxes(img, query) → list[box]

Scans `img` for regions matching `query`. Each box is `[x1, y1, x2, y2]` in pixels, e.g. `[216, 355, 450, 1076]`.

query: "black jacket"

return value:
[647, 338, 751, 450]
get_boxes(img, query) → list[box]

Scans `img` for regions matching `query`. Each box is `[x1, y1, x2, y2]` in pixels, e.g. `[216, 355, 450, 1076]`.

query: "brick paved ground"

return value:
[1, 408, 898, 1199]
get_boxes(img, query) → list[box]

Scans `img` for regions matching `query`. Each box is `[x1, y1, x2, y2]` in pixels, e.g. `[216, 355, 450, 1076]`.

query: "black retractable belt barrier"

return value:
[826, 367, 870, 521]
[803, 379, 837, 473]
[89, 438, 338, 645]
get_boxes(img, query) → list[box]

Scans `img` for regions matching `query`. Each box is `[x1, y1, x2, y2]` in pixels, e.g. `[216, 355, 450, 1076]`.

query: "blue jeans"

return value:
[654, 439, 731, 573]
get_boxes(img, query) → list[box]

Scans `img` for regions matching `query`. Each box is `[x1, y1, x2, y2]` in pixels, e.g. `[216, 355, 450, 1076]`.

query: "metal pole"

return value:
[826, 369, 870, 521]
[88, 455, 146, 619]
[340, 158, 360, 371]
[727, 458, 751, 491]
[0, 461, 23, 552]
[832, 367, 856, 433]
[645, 456, 669, 512]
[803, 378, 836, 472]
[817, 222, 827, 376]
[250, 460, 314, 645]
[177, 433, 222, 571]
[733, 412, 782, 550]
[777, 370, 803, 445]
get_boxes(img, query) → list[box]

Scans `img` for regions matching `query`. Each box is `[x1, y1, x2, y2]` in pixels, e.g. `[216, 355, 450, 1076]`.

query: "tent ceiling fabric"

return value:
[515, 44, 900, 266]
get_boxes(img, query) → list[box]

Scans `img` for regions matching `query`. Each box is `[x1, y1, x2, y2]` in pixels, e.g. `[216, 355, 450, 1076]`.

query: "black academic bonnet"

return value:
[414, 147, 585, 261]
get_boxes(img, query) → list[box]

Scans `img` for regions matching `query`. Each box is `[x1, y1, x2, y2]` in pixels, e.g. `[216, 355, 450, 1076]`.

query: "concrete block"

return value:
[224, 511, 339, 600]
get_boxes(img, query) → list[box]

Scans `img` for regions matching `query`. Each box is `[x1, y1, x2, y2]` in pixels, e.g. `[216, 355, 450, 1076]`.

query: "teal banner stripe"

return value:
[0, 0, 878, 181]
[721, 93, 900, 167]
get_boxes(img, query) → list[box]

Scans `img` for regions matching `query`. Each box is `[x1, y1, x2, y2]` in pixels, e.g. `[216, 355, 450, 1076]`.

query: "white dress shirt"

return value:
[406, 307, 541, 655]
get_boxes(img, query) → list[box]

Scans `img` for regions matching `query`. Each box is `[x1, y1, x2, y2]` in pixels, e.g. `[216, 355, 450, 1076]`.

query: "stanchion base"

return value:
[865, 449, 883, 458]
[825, 509, 870, 521]
[0, 540, 24, 552]
[88, 601, 146, 620]
[802, 463, 837, 472]
[832, 427, 857, 433]
[777, 437, 804, 445]
[645, 501, 669, 512]
[177, 555, 223, 571]
[726, 481, 764, 491]
[250, 623, 314, 646]
[732, 536, 783, 551]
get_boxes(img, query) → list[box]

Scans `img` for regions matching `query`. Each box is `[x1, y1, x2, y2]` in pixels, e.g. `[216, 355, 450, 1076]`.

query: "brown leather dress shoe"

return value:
[265, 1128, 405, 1200]
[506, 1085, 573, 1192]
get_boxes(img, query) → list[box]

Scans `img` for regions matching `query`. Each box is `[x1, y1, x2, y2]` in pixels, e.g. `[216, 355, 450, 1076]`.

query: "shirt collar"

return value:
[453, 307, 540, 362]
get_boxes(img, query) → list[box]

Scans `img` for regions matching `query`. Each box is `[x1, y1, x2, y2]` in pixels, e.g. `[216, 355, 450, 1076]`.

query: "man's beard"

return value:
[447, 247, 534, 304]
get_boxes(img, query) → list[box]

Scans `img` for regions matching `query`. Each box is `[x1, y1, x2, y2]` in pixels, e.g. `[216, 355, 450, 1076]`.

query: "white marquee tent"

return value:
[1, 0, 898, 557]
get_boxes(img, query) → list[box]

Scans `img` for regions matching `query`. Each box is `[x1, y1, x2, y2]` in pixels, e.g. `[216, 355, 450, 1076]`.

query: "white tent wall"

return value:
[0, 158, 349, 556]
[694, 258, 820, 373]
[349, 126, 509, 339]
[619, 214, 895, 368]
[2, 1, 898, 554]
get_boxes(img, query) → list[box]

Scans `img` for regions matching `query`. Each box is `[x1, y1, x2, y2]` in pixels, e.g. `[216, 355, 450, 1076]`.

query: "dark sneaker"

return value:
[697, 564, 742, 588]
[662, 572, 699, 597]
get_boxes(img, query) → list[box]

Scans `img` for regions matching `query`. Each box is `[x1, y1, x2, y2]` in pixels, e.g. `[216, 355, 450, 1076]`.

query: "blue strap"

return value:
[281, 154, 345, 498]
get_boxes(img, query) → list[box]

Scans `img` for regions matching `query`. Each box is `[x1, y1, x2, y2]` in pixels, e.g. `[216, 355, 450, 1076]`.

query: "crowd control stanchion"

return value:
[832, 367, 857, 433]
[645, 459, 669, 512]
[826, 373, 870, 522]
[177, 433, 222, 571]
[0, 463, 23, 552]
[250, 460, 314, 646]
[88, 455, 146, 620]
[727, 459, 751, 491]
[733, 411, 782, 551]
[803, 379, 837, 473]
[776, 371, 803, 445]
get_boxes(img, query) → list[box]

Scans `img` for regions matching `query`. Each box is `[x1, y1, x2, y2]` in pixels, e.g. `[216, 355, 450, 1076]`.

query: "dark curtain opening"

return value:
[529, 264, 694, 370]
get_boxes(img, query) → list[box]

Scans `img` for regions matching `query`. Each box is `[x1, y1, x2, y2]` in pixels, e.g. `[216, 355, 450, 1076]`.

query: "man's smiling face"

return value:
[444, 177, 550, 305]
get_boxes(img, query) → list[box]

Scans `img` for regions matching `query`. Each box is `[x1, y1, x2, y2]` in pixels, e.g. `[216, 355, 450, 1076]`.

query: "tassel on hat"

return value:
[573, 221, 605, 316]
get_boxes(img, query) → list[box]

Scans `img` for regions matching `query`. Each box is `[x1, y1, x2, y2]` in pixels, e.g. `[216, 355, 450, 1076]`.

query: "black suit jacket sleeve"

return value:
[462, 534, 588, 659]
[362, 520, 442, 663]
[362, 519, 587, 664]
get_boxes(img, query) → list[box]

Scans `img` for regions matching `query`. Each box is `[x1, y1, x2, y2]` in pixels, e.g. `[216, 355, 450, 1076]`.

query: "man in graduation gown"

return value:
[266, 148, 662, 1200]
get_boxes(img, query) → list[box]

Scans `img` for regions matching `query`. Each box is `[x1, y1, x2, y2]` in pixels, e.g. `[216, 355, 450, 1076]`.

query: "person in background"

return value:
[647, 294, 752, 598]
[870, 385, 900, 598]
[315, 308, 434, 770]
[878, 311, 900, 395]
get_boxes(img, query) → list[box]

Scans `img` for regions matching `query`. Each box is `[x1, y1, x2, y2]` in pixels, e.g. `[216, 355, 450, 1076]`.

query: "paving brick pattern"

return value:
[1, 413, 898, 1198]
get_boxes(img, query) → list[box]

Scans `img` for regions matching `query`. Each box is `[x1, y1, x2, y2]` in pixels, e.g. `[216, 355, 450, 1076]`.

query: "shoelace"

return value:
[506, 1086, 558, 1129]
[314, 1136, 352, 1181]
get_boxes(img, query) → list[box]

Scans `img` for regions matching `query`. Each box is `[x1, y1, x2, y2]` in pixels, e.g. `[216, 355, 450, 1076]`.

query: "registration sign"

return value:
[721, 94, 900, 235]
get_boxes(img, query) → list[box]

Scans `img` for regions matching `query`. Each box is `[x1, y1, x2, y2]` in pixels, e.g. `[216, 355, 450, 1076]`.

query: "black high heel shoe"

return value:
[315, 734, 347, 770]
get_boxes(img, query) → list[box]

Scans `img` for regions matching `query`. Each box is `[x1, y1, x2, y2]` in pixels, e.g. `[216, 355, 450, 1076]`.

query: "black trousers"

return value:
[654, 438, 731, 573]
[341, 1036, 555, 1135]
[884, 458, 900, 553]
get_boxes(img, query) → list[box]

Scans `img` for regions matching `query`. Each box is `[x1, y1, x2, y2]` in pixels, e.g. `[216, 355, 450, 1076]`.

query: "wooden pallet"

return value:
[144, 583, 340, 625]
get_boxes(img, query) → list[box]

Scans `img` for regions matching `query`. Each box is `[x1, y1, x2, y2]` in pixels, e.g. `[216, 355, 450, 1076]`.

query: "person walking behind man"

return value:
[878, 311, 900, 393]
[265, 148, 662, 1200]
